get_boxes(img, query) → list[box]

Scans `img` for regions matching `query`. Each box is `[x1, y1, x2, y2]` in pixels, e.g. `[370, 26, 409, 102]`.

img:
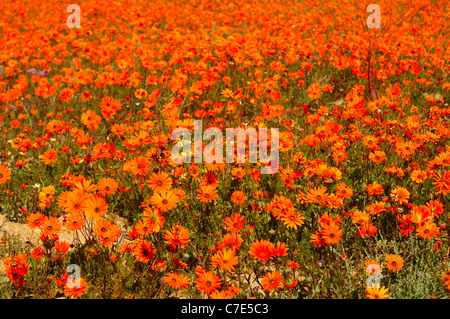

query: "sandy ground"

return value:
[0, 213, 128, 277]
[0, 214, 77, 276]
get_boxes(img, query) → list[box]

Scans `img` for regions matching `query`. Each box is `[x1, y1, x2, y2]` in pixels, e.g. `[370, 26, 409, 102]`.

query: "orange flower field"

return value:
[0, 0, 449, 300]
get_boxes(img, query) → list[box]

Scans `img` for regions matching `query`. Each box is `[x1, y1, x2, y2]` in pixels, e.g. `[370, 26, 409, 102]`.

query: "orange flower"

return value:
[73, 179, 97, 194]
[64, 277, 89, 299]
[96, 177, 119, 196]
[231, 167, 246, 180]
[310, 230, 326, 247]
[54, 241, 70, 254]
[306, 186, 329, 204]
[249, 239, 275, 264]
[366, 183, 384, 195]
[426, 199, 444, 219]
[306, 83, 322, 100]
[366, 286, 390, 299]
[27, 212, 45, 229]
[163, 225, 190, 249]
[135, 88, 148, 99]
[365, 260, 382, 275]
[133, 238, 155, 263]
[62, 190, 88, 214]
[397, 214, 414, 237]
[358, 222, 378, 238]
[4, 254, 29, 287]
[416, 222, 440, 240]
[272, 241, 289, 257]
[127, 156, 151, 177]
[390, 187, 410, 204]
[211, 248, 239, 272]
[385, 254, 404, 272]
[230, 190, 246, 204]
[224, 213, 246, 232]
[197, 185, 218, 203]
[362, 135, 380, 151]
[332, 150, 347, 163]
[65, 211, 85, 231]
[42, 148, 58, 164]
[85, 194, 108, 220]
[432, 171, 450, 196]
[226, 282, 241, 297]
[135, 219, 153, 236]
[210, 290, 230, 299]
[40, 216, 62, 237]
[189, 165, 201, 178]
[148, 171, 172, 193]
[100, 96, 121, 120]
[222, 232, 243, 251]
[0, 164, 11, 184]
[150, 190, 179, 212]
[93, 219, 114, 237]
[410, 170, 427, 184]
[31, 247, 45, 261]
[142, 207, 166, 233]
[99, 227, 122, 247]
[81, 110, 102, 130]
[321, 221, 342, 245]
[352, 210, 370, 225]
[396, 140, 417, 158]
[279, 210, 305, 229]
[164, 273, 191, 289]
[261, 271, 282, 291]
[196, 271, 221, 295]
[336, 184, 353, 199]
[369, 151, 386, 164]
[441, 269, 450, 290]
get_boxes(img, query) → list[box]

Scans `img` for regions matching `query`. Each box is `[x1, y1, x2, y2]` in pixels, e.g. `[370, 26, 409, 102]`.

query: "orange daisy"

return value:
[85, 194, 108, 220]
[148, 171, 172, 193]
[164, 273, 192, 289]
[321, 221, 342, 245]
[385, 254, 404, 272]
[27, 212, 45, 229]
[230, 190, 246, 204]
[42, 148, 58, 164]
[96, 177, 119, 196]
[150, 190, 179, 212]
[163, 225, 190, 249]
[197, 185, 218, 203]
[0, 164, 11, 184]
[366, 286, 390, 299]
[133, 238, 155, 263]
[40, 216, 62, 237]
[248, 239, 275, 264]
[261, 271, 282, 291]
[64, 277, 89, 299]
[416, 222, 440, 240]
[65, 211, 85, 231]
[196, 271, 221, 295]
[224, 213, 246, 232]
[210, 248, 239, 272]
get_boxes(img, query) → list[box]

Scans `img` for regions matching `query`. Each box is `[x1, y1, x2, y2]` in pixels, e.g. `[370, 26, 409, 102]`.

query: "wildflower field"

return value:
[0, 0, 449, 300]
